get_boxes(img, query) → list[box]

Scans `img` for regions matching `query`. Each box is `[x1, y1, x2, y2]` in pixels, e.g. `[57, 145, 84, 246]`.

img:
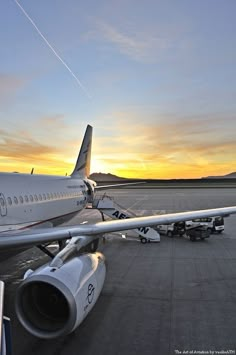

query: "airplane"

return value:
[1, 124, 236, 340]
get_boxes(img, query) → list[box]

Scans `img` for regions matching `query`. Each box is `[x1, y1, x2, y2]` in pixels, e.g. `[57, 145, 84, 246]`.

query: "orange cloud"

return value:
[0, 112, 235, 179]
[91, 113, 236, 178]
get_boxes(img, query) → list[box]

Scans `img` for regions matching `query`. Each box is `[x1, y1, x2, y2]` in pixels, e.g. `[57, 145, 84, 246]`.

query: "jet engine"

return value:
[15, 252, 106, 339]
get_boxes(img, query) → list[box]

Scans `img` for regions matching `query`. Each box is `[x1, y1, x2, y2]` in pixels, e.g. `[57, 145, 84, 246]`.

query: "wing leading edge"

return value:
[1, 206, 236, 249]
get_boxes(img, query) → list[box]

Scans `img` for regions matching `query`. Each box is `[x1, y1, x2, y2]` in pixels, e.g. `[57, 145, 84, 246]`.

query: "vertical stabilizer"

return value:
[70, 125, 93, 178]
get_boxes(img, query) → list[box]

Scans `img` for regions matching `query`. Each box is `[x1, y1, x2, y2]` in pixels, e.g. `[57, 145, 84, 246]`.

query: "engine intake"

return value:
[16, 252, 106, 339]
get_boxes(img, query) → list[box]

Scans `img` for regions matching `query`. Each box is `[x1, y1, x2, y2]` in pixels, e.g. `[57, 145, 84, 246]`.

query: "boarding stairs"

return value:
[92, 194, 160, 243]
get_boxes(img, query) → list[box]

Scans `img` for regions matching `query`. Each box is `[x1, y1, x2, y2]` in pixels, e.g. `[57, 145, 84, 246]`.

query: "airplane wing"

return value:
[0, 205, 236, 249]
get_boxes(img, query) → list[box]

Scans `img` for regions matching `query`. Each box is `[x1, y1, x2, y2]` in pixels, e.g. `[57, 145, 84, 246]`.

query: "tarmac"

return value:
[1, 187, 236, 355]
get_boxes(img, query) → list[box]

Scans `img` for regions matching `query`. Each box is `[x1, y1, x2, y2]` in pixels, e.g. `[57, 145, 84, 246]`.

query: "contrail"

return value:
[14, 0, 91, 98]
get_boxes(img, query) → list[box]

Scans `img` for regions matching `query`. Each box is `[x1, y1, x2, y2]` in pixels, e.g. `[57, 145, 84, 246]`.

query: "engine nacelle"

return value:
[15, 252, 106, 339]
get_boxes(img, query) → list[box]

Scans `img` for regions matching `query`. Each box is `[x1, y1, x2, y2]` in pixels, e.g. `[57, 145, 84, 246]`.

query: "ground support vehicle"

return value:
[186, 225, 211, 241]
[93, 194, 160, 243]
[186, 216, 224, 234]
[157, 221, 186, 238]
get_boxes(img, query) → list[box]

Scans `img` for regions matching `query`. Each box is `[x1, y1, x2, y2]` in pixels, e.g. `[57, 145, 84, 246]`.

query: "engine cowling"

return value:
[15, 252, 106, 339]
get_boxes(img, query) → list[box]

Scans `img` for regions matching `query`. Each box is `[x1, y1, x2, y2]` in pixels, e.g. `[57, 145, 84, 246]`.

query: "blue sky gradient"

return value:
[0, 0, 236, 178]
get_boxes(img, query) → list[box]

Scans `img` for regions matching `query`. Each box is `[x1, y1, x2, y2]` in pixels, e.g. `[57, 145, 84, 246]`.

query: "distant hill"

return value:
[89, 172, 128, 182]
[202, 172, 236, 179]
[90, 171, 236, 181]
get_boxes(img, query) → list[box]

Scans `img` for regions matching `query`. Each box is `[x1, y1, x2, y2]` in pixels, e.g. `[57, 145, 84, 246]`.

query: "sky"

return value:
[0, 0, 236, 179]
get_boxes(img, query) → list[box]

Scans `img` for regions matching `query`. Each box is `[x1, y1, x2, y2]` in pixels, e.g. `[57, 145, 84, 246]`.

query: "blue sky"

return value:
[0, 0, 236, 178]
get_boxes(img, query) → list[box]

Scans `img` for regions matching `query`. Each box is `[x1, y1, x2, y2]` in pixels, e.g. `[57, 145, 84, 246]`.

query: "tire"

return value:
[140, 237, 147, 244]
[167, 231, 173, 238]
[190, 236, 195, 242]
[217, 230, 223, 234]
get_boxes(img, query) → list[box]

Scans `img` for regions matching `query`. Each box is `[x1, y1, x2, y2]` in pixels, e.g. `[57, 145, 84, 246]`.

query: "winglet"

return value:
[70, 125, 93, 178]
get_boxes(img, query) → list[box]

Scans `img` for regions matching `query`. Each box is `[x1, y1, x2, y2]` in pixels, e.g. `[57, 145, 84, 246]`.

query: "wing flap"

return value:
[1, 206, 236, 249]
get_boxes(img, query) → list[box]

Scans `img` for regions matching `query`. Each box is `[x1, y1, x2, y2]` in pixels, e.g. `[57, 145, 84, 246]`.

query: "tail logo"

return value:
[76, 141, 91, 172]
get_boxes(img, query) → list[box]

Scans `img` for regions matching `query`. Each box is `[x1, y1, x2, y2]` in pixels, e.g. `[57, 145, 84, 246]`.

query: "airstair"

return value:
[92, 194, 160, 243]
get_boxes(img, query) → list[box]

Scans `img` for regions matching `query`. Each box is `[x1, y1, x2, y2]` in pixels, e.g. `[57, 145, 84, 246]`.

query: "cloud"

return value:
[38, 114, 67, 129]
[0, 128, 56, 160]
[0, 73, 26, 105]
[83, 20, 173, 62]
[0, 125, 73, 174]
[91, 112, 236, 178]
[0, 117, 89, 174]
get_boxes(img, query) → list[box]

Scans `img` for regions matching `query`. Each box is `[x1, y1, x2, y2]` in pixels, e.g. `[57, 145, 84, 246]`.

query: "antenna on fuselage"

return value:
[31, 168, 34, 175]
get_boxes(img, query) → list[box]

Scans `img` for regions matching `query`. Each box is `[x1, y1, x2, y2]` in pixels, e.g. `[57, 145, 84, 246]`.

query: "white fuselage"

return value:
[0, 173, 90, 232]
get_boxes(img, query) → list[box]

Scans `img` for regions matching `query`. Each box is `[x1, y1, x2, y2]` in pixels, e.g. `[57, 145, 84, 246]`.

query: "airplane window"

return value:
[30, 195, 33, 202]
[19, 196, 24, 204]
[43, 194, 46, 200]
[39, 194, 42, 201]
[25, 195, 29, 203]
[7, 197, 12, 205]
[14, 196, 18, 204]
[34, 194, 38, 202]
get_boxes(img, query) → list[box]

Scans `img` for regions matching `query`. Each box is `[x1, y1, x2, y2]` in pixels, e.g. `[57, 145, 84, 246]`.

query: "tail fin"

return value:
[70, 125, 93, 178]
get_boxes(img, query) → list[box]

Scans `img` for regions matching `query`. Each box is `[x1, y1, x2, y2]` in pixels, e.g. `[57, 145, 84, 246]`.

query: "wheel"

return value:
[207, 228, 212, 234]
[190, 236, 195, 242]
[217, 230, 223, 234]
[167, 231, 173, 238]
[200, 237, 205, 240]
[140, 237, 147, 244]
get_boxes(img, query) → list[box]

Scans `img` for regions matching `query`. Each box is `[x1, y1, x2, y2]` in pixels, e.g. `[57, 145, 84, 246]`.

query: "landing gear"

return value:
[37, 239, 68, 258]
[37, 244, 55, 258]
[84, 239, 99, 252]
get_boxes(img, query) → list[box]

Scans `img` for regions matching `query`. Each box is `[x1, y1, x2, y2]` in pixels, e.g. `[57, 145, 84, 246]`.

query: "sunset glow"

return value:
[0, 1, 236, 179]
